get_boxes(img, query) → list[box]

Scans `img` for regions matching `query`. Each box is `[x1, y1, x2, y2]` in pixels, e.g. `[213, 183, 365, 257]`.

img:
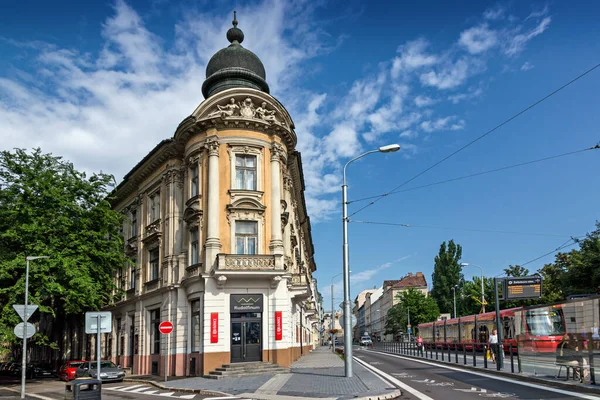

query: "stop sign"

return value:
[159, 321, 173, 334]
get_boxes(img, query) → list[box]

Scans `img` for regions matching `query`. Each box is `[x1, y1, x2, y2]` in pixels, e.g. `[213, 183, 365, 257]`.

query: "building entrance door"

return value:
[230, 313, 262, 363]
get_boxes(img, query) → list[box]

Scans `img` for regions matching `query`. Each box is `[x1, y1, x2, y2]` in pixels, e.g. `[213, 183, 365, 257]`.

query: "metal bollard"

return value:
[509, 343, 514, 373]
[472, 343, 476, 367]
[455, 343, 458, 363]
[497, 344, 501, 371]
[435, 342, 438, 360]
[463, 344, 467, 365]
[483, 344, 488, 369]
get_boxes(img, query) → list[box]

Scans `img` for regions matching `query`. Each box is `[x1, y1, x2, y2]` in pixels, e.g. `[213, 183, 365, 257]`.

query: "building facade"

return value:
[82, 16, 319, 377]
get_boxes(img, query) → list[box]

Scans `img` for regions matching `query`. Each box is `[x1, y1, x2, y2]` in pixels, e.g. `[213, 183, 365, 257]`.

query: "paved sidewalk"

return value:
[125, 346, 401, 400]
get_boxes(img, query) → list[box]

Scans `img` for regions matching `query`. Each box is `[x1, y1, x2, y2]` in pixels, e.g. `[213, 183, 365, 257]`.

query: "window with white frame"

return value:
[190, 229, 199, 265]
[131, 209, 137, 237]
[235, 155, 257, 190]
[191, 300, 201, 352]
[235, 221, 257, 255]
[191, 164, 199, 197]
[149, 192, 160, 222]
[149, 249, 159, 281]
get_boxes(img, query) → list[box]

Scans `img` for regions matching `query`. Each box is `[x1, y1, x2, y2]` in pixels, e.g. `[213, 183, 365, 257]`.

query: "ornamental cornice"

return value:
[181, 88, 297, 151]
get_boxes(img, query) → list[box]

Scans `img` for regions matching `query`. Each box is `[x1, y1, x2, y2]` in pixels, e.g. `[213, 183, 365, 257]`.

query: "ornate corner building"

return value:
[94, 15, 320, 377]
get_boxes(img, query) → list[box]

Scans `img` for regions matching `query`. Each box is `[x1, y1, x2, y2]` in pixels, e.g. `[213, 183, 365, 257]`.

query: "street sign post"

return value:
[159, 321, 173, 382]
[85, 311, 112, 382]
[14, 322, 35, 339]
[13, 305, 38, 322]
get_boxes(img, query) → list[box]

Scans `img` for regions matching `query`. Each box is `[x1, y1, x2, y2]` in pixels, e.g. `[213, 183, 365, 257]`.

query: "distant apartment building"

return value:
[353, 289, 376, 341]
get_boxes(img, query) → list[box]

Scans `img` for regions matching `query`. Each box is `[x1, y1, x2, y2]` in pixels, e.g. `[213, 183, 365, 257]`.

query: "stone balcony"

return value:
[184, 263, 202, 280]
[287, 273, 311, 299]
[212, 254, 286, 283]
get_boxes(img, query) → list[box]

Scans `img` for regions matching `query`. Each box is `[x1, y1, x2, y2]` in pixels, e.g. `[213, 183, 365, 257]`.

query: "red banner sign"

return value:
[275, 311, 282, 341]
[210, 313, 218, 343]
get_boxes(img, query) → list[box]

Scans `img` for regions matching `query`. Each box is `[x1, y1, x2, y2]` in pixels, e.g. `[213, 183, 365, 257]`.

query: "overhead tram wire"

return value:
[347, 62, 600, 218]
[349, 220, 573, 238]
[520, 236, 583, 267]
[348, 144, 600, 204]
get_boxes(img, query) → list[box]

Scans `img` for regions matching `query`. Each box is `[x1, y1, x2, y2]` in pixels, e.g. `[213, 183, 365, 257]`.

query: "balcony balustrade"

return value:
[216, 254, 278, 271]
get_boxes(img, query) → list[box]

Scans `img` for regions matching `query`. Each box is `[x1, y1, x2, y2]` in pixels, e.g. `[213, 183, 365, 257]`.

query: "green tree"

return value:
[431, 240, 463, 314]
[504, 264, 529, 277]
[458, 277, 496, 316]
[562, 224, 600, 295]
[0, 148, 128, 357]
[385, 288, 439, 336]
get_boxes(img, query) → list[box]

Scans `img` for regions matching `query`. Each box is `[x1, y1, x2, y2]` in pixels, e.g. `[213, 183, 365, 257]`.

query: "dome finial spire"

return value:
[226, 10, 244, 44]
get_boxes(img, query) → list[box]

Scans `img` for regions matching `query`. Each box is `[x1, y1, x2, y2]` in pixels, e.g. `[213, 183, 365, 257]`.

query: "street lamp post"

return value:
[451, 285, 457, 319]
[342, 144, 400, 378]
[461, 263, 485, 313]
[22, 256, 49, 399]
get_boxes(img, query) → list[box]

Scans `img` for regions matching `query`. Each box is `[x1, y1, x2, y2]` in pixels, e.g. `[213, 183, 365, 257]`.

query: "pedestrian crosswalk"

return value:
[104, 384, 196, 399]
[104, 385, 255, 400]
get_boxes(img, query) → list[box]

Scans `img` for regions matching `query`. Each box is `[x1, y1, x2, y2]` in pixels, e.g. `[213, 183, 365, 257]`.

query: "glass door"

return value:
[231, 322, 243, 363]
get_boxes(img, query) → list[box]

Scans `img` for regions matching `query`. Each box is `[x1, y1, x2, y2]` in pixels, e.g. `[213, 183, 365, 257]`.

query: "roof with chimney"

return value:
[392, 272, 427, 289]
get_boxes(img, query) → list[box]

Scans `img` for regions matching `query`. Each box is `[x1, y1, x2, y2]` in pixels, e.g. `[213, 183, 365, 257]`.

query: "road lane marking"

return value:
[455, 387, 487, 393]
[2, 387, 55, 400]
[118, 384, 146, 391]
[353, 356, 434, 400]
[367, 349, 600, 400]
[129, 386, 156, 392]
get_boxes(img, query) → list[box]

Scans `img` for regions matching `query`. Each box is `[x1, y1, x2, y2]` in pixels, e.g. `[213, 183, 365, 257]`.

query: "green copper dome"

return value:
[202, 12, 270, 98]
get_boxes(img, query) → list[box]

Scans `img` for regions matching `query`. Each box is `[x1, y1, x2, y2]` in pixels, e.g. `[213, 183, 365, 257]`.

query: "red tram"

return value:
[417, 305, 566, 353]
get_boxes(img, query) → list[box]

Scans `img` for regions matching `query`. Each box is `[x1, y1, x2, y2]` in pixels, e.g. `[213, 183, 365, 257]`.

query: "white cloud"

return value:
[420, 58, 471, 89]
[459, 24, 497, 54]
[414, 95, 436, 107]
[391, 38, 438, 78]
[420, 116, 465, 133]
[483, 6, 505, 20]
[504, 17, 551, 56]
[447, 87, 483, 104]
[520, 62, 534, 71]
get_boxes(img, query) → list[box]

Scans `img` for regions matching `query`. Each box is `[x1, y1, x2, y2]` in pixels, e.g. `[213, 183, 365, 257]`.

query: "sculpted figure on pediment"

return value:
[256, 102, 281, 125]
[206, 98, 240, 119]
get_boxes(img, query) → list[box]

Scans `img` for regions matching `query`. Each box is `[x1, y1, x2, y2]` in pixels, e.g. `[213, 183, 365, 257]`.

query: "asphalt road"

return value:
[355, 347, 600, 400]
[1, 379, 251, 400]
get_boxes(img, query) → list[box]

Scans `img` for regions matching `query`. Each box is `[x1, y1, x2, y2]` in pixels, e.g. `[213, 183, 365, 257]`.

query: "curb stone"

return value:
[371, 349, 600, 396]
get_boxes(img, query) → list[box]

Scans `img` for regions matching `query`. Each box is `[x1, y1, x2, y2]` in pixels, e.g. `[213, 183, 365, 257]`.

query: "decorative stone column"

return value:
[204, 138, 221, 271]
[269, 142, 285, 256]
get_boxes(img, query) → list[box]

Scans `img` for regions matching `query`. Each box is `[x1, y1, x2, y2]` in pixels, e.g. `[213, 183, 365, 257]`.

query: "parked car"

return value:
[75, 361, 125, 382]
[58, 360, 86, 381]
[30, 363, 55, 378]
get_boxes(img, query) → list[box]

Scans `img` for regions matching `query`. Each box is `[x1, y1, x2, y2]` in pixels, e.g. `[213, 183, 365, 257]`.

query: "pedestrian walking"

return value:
[488, 329, 498, 363]
[416, 334, 424, 356]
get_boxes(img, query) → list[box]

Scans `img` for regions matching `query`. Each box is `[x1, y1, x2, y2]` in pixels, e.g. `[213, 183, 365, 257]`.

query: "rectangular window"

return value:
[149, 249, 159, 281]
[116, 268, 124, 289]
[131, 210, 137, 237]
[235, 221, 257, 255]
[190, 229, 199, 265]
[149, 192, 160, 222]
[235, 155, 257, 190]
[150, 309, 161, 354]
[130, 259, 136, 290]
[116, 318, 122, 355]
[191, 164, 199, 197]
[191, 300, 201, 352]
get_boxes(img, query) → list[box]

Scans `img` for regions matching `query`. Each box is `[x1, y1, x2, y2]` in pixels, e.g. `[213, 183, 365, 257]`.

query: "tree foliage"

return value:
[430, 240, 463, 314]
[0, 148, 128, 355]
[385, 288, 439, 336]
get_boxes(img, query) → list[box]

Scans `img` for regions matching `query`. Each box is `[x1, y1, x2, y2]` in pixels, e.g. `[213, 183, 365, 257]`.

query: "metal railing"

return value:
[372, 340, 596, 385]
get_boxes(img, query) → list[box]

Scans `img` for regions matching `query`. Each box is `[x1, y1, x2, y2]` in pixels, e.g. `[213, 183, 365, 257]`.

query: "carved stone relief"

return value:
[205, 97, 285, 126]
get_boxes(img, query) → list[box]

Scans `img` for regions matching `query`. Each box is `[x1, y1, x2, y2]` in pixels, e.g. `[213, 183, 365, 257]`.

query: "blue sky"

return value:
[1, 0, 599, 311]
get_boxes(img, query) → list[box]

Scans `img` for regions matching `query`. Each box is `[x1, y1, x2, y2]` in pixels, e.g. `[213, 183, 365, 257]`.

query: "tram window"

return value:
[525, 309, 565, 336]
[478, 325, 489, 343]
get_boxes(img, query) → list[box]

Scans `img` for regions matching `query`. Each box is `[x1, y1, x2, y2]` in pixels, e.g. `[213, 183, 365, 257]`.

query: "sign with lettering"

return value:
[275, 311, 282, 341]
[210, 313, 218, 343]
[504, 276, 542, 300]
[230, 294, 263, 313]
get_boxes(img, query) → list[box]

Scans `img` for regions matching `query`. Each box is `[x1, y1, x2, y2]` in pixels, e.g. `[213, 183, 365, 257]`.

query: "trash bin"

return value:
[65, 379, 101, 400]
